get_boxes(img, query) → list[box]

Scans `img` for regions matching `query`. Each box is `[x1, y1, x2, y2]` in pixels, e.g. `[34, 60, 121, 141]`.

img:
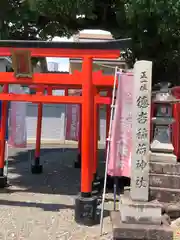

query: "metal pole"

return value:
[100, 67, 119, 235]
[92, 87, 99, 179]
[106, 90, 111, 151]
[113, 177, 118, 211]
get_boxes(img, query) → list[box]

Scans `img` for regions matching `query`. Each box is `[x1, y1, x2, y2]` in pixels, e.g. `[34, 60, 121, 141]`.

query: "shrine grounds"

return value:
[0, 144, 114, 240]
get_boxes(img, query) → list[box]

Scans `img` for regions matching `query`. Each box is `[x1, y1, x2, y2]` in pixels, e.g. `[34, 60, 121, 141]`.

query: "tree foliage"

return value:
[1, 0, 180, 84]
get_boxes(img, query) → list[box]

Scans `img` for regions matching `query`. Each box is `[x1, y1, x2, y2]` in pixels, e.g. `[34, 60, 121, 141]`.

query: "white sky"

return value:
[46, 29, 112, 71]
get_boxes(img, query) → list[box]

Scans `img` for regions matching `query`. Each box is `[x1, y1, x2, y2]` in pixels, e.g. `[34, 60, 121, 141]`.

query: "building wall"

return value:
[26, 103, 65, 142]
[26, 103, 107, 144]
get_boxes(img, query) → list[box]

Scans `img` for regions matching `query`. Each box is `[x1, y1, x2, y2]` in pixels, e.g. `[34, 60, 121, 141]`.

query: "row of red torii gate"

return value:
[0, 39, 131, 225]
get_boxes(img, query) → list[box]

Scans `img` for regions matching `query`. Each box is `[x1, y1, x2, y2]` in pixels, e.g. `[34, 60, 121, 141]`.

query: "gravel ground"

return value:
[0, 145, 115, 240]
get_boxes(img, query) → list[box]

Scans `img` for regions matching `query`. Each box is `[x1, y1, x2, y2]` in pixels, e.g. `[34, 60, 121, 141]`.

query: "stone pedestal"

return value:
[149, 161, 180, 218]
[111, 194, 170, 239]
[149, 161, 180, 202]
[150, 152, 177, 163]
[119, 195, 162, 225]
[74, 194, 98, 226]
[111, 211, 173, 240]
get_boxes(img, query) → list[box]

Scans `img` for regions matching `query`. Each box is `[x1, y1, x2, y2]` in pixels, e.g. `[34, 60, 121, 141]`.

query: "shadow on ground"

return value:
[0, 198, 74, 212]
[0, 146, 129, 214]
[6, 146, 106, 196]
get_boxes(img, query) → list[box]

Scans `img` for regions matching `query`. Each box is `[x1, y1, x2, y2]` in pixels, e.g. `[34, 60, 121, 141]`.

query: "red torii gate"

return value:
[0, 39, 130, 225]
[28, 82, 110, 177]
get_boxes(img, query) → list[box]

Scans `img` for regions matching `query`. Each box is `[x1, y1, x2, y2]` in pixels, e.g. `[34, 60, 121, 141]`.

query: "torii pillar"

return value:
[75, 57, 97, 226]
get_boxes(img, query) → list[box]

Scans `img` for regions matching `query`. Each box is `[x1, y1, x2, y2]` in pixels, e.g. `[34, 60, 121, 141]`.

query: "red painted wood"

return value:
[81, 57, 94, 193]
[0, 47, 120, 58]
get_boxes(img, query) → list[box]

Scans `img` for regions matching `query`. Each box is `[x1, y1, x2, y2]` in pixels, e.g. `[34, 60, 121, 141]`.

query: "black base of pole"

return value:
[106, 175, 130, 192]
[92, 173, 104, 194]
[0, 175, 7, 188]
[75, 193, 98, 226]
[92, 175, 131, 193]
[31, 157, 43, 174]
[0, 168, 7, 188]
[106, 175, 114, 190]
[74, 153, 81, 168]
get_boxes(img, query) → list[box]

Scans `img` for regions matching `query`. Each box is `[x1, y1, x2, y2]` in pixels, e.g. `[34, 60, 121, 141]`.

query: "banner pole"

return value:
[100, 67, 119, 235]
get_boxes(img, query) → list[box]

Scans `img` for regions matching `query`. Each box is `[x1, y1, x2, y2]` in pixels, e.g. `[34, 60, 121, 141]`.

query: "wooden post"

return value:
[65, 87, 68, 96]
[35, 103, 43, 159]
[31, 101, 43, 174]
[81, 57, 93, 195]
[92, 87, 99, 179]
[78, 104, 82, 160]
[75, 57, 98, 227]
[0, 84, 8, 187]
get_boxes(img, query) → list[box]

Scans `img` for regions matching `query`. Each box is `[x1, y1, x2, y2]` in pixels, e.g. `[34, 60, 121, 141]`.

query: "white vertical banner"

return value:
[8, 85, 27, 148]
[130, 60, 152, 201]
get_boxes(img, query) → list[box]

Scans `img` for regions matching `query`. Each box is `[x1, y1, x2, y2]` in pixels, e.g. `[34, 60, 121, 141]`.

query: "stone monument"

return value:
[111, 61, 173, 240]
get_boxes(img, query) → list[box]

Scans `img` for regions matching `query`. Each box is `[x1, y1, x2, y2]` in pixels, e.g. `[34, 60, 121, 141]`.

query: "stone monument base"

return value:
[111, 211, 173, 240]
[150, 152, 177, 163]
[119, 195, 162, 225]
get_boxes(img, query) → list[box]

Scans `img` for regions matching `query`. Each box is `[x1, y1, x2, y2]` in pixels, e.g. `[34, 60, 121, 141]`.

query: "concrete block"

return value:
[149, 162, 180, 175]
[111, 211, 173, 240]
[119, 195, 162, 225]
[150, 187, 180, 203]
[150, 152, 177, 163]
[149, 173, 180, 189]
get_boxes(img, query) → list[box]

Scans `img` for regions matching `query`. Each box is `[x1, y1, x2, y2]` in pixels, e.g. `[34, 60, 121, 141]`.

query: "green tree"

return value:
[2, 0, 180, 84]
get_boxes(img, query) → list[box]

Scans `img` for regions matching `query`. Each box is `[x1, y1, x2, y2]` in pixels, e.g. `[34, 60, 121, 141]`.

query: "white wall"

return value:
[26, 103, 107, 144]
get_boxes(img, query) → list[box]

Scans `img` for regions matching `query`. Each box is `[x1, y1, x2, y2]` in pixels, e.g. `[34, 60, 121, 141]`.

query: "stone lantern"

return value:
[150, 82, 177, 162]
